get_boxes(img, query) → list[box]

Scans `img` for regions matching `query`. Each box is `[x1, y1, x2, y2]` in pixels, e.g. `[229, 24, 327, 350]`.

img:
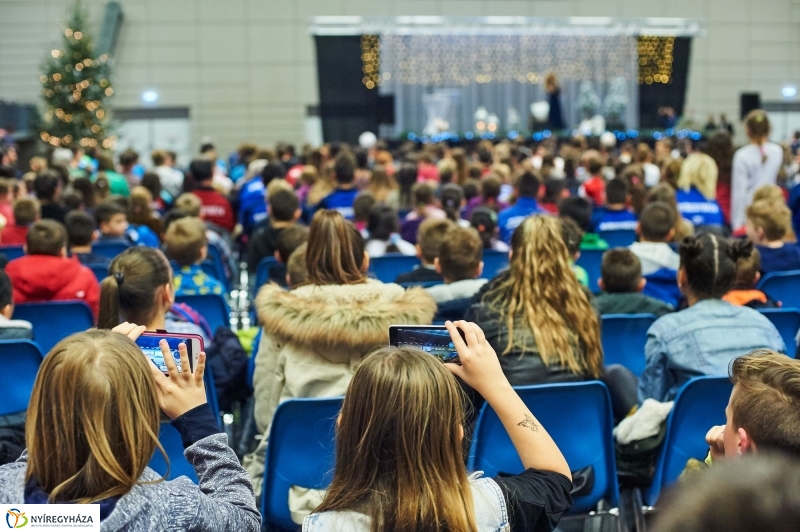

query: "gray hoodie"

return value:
[0, 434, 261, 532]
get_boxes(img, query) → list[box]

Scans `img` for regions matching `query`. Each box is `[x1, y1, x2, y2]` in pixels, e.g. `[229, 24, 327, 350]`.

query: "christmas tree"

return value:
[39, 2, 114, 150]
[577, 81, 600, 119]
[604, 76, 629, 127]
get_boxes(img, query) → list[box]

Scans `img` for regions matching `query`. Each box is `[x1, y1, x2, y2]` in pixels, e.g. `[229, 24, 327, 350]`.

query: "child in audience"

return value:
[646, 183, 694, 242]
[629, 202, 680, 275]
[128, 186, 162, 247]
[580, 156, 606, 206]
[189, 159, 235, 232]
[246, 188, 301, 274]
[0, 326, 259, 530]
[640, 236, 784, 403]
[33, 170, 69, 223]
[394, 218, 452, 285]
[722, 248, 780, 308]
[476, 175, 508, 214]
[267, 225, 310, 287]
[163, 217, 225, 297]
[306, 322, 572, 532]
[745, 200, 800, 274]
[470, 207, 509, 252]
[5, 220, 99, 317]
[0, 198, 38, 245]
[317, 151, 359, 220]
[497, 171, 544, 243]
[365, 204, 415, 258]
[539, 178, 568, 214]
[593, 248, 674, 316]
[425, 227, 486, 303]
[676, 153, 725, 227]
[0, 179, 15, 227]
[94, 201, 131, 245]
[559, 217, 590, 287]
[559, 196, 608, 250]
[400, 182, 445, 244]
[352, 192, 376, 235]
[440, 183, 470, 227]
[64, 210, 110, 268]
[285, 243, 308, 288]
[595, 178, 638, 232]
[0, 270, 32, 340]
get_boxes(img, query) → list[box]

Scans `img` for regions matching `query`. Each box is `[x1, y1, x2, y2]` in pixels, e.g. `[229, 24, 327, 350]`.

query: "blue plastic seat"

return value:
[758, 270, 800, 311]
[253, 256, 283, 296]
[434, 297, 472, 323]
[12, 301, 95, 355]
[369, 253, 420, 283]
[205, 242, 232, 292]
[469, 382, 619, 515]
[599, 229, 637, 248]
[0, 245, 25, 261]
[646, 376, 733, 506]
[0, 340, 45, 415]
[642, 268, 682, 308]
[89, 263, 109, 282]
[601, 314, 657, 377]
[575, 248, 605, 293]
[481, 249, 509, 279]
[148, 423, 199, 483]
[92, 241, 130, 260]
[262, 397, 343, 530]
[175, 294, 230, 332]
[758, 308, 800, 355]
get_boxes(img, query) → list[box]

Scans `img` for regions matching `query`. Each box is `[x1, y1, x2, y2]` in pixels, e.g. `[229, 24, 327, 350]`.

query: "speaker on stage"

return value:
[740, 93, 761, 120]
[378, 95, 395, 125]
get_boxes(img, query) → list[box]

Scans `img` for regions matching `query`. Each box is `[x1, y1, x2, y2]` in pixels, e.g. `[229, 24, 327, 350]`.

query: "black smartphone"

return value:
[136, 332, 204, 374]
[388, 325, 466, 363]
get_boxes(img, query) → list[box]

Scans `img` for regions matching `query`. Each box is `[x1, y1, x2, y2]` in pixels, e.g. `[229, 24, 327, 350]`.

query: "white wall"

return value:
[1, 0, 799, 155]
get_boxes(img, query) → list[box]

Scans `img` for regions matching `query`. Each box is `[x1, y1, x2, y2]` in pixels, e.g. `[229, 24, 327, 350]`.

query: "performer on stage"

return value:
[545, 73, 565, 130]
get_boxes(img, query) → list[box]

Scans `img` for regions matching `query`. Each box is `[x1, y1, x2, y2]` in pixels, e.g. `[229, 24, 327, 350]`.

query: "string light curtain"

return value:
[637, 36, 675, 84]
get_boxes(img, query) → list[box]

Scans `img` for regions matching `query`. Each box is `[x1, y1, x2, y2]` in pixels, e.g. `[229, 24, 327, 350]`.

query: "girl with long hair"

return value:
[675, 153, 725, 227]
[706, 132, 735, 223]
[306, 321, 572, 532]
[364, 165, 399, 208]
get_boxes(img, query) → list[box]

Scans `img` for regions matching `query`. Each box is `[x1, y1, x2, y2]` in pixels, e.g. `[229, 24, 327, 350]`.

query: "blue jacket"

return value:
[318, 188, 358, 220]
[498, 198, 545, 243]
[238, 177, 267, 235]
[639, 299, 785, 403]
[676, 187, 725, 227]
[595, 208, 638, 232]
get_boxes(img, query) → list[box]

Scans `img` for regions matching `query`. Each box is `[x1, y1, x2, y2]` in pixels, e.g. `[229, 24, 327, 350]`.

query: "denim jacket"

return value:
[639, 299, 785, 402]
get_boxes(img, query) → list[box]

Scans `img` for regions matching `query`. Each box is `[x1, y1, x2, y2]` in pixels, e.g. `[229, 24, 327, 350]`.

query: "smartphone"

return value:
[389, 325, 466, 363]
[136, 332, 204, 374]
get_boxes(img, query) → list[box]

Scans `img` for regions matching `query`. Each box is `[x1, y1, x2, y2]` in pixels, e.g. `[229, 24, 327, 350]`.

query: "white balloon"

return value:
[531, 101, 550, 122]
[358, 131, 377, 149]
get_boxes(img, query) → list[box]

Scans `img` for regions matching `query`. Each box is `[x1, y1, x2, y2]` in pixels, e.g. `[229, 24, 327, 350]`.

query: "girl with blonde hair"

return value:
[364, 165, 399, 208]
[675, 153, 725, 227]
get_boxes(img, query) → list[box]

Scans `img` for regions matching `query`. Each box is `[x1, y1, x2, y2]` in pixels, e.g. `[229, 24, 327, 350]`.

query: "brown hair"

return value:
[314, 347, 476, 532]
[417, 219, 454, 264]
[438, 227, 483, 282]
[13, 197, 39, 225]
[151, 150, 166, 167]
[286, 243, 308, 287]
[276, 225, 309, 263]
[128, 186, 161, 234]
[26, 219, 67, 256]
[25, 330, 165, 503]
[174, 193, 202, 217]
[744, 110, 771, 144]
[305, 210, 366, 286]
[365, 166, 398, 203]
[601, 248, 642, 293]
[747, 200, 791, 241]
[163, 217, 206, 267]
[732, 247, 761, 289]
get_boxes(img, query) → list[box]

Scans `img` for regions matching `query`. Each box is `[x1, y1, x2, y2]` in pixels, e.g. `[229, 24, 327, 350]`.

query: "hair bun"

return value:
[729, 238, 754, 261]
[679, 236, 703, 259]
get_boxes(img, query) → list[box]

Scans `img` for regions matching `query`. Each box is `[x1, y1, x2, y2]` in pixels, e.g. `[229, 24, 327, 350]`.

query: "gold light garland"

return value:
[361, 35, 380, 89]
[637, 36, 674, 84]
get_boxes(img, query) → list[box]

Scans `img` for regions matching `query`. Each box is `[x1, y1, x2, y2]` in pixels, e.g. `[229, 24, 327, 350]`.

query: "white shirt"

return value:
[155, 165, 185, 198]
[629, 241, 680, 276]
[730, 142, 784, 230]
[365, 237, 416, 258]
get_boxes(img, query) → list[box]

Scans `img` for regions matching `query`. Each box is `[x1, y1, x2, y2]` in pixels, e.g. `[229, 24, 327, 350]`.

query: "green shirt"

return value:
[580, 232, 609, 251]
[97, 170, 130, 196]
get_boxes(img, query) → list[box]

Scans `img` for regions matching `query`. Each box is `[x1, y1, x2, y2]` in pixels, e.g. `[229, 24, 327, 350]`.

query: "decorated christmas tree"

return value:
[604, 76, 629, 128]
[39, 2, 114, 149]
[577, 81, 600, 119]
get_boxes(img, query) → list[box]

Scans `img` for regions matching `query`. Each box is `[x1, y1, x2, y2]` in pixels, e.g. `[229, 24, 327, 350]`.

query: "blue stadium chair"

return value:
[642, 268, 682, 308]
[575, 248, 605, 293]
[434, 297, 472, 323]
[0, 340, 45, 415]
[645, 376, 733, 506]
[175, 294, 230, 332]
[758, 308, 800, 355]
[92, 241, 131, 260]
[262, 397, 343, 530]
[369, 253, 421, 283]
[199, 259, 219, 280]
[469, 382, 619, 516]
[254, 257, 282, 294]
[204, 365, 221, 420]
[13, 301, 94, 355]
[148, 423, 199, 483]
[0, 245, 25, 261]
[599, 229, 637, 248]
[758, 270, 800, 311]
[205, 242, 232, 292]
[601, 314, 657, 377]
[89, 263, 109, 282]
[481, 249, 509, 279]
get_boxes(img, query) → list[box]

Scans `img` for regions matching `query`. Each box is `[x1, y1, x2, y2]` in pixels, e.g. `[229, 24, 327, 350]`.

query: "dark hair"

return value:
[559, 217, 583, 256]
[65, 210, 96, 247]
[261, 162, 285, 187]
[276, 225, 310, 263]
[26, 219, 67, 256]
[438, 227, 483, 282]
[70, 178, 93, 209]
[189, 159, 213, 183]
[119, 149, 138, 167]
[587, 157, 603, 175]
[367, 205, 400, 241]
[0, 270, 12, 308]
[559, 196, 593, 232]
[13, 198, 39, 226]
[640, 201, 675, 241]
[679, 235, 753, 299]
[517, 171, 540, 198]
[470, 207, 498, 248]
[353, 192, 377, 224]
[706, 133, 734, 185]
[542, 178, 566, 204]
[418, 219, 453, 263]
[606, 178, 629, 205]
[34, 170, 61, 201]
[601, 248, 642, 293]
[94, 201, 126, 226]
[199, 143, 215, 155]
[270, 188, 299, 222]
[334, 152, 356, 185]
[160, 209, 190, 237]
[139, 171, 162, 200]
[98, 247, 172, 329]
[305, 210, 365, 285]
[440, 184, 464, 222]
[463, 179, 481, 201]
[96, 154, 114, 172]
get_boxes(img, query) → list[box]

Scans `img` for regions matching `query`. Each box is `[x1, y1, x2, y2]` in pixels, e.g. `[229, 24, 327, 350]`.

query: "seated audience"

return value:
[0, 269, 32, 340]
[317, 151, 358, 220]
[352, 192, 376, 235]
[745, 199, 800, 274]
[440, 183, 469, 227]
[647, 183, 694, 242]
[268, 225, 310, 287]
[579, 156, 606, 206]
[65, 210, 110, 268]
[497, 171, 544, 243]
[676, 153, 725, 227]
[722, 248, 779, 308]
[365, 204, 415, 258]
[476, 175, 508, 214]
[189, 159, 235, 232]
[0, 179, 15, 227]
[595, 178, 638, 232]
[246, 188, 301, 274]
[394, 218, 452, 285]
[0, 327, 259, 531]
[285, 242, 308, 288]
[400, 182, 445, 244]
[94, 201, 132, 245]
[96, 153, 130, 196]
[593, 249, 674, 317]
[467, 215, 603, 386]
[470, 207, 509, 252]
[425, 227, 485, 304]
[640, 235, 784, 403]
[0, 198, 38, 245]
[163, 217, 225, 297]
[364, 165, 399, 209]
[238, 161, 280, 237]
[539, 178, 568, 215]
[127, 186, 162, 247]
[5, 220, 99, 317]
[247, 211, 436, 495]
[559, 196, 608, 250]
[34, 170, 69, 223]
[629, 202, 681, 275]
[306, 323, 572, 532]
[559, 217, 589, 287]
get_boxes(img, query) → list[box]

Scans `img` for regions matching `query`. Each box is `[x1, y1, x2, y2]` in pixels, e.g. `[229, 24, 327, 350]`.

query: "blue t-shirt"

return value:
[757, 244, 800, 275]
[318, 188, 358, 220]
[497, 197, 545, 243]
[595, 208, 638, 232]
[238, 176, 268, 235]
[676, 187, 724, 227]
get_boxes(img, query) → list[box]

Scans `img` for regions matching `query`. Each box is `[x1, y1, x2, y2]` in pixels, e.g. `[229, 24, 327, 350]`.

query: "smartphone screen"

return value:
[136, 334, 197, 374]
[389, 326, 464, 363]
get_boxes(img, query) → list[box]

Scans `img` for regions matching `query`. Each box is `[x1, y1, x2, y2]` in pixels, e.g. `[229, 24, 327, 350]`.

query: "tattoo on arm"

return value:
[517, 413, 539, 432]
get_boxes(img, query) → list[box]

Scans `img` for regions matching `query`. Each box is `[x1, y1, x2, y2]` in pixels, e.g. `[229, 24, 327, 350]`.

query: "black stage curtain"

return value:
[638, 37, 692, 129]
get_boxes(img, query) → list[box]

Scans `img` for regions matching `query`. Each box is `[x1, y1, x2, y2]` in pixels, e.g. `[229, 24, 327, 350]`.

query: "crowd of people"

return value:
[0, 109, 799, 531]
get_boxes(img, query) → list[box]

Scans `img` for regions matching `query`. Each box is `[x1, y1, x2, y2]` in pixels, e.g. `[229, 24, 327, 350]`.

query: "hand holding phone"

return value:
[148, 339, 208, 420]
[441, 321, 511, 400]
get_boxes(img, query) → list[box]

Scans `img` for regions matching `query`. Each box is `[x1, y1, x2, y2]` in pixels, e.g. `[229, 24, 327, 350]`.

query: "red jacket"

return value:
[5, 255, 100, 318]
[192, 187, 235, 232]
[0, 225, 28, 245]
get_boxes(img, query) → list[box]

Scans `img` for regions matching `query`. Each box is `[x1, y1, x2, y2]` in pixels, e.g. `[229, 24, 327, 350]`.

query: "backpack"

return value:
[205, 326, 252, 412]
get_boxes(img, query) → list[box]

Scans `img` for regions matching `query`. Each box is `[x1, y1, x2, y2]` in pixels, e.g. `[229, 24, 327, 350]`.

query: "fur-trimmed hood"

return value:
[255, 280, 436, 351]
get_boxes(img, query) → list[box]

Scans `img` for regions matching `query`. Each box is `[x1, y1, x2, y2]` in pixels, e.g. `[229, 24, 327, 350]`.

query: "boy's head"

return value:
[64, 210, 97, 248]
[416, 219, 453, 266]
[600, 248, 645, 293]
[286, 242, 309, 288]
[516, 171, 540, 199]
[163, 217, 207, 267]
[94, 201, 129, 237]
[334, 151, 356, 185]
[269, 188, 301, 223]
[559, 196, 593, 233]
[746, 200, 791, 244]
[353, 192, 377, 224]
[275, 225, 310, 264]
[732, 247, 762, 289]
[174, 193, 202, 217]
[26, 219, 67, 257]
[587, 157, 603, 176]
[435, 227, 484, 283]
[638, 201, 675, 242]
[189, 159, 214, 184]
[559, 217, 584, 260]
[411, 182, 436, 207]
[481, 176, 501, 201]
[0, 179, 11, 202]
[33, 170, 61, 201]
[13, 198, 40, 226]
[542, 178, 567, 204]
[0, 269, 14, 318]
[606, 178, 629, 207]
